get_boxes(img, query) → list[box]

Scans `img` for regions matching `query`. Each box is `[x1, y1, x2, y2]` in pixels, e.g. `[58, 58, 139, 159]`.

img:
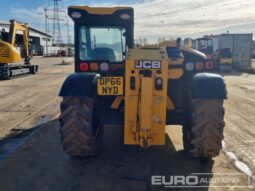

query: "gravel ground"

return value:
[0, 58, 254, 190]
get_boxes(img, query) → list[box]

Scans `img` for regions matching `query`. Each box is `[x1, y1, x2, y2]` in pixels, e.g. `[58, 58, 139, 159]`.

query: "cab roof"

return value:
[68, 6, 133, 15]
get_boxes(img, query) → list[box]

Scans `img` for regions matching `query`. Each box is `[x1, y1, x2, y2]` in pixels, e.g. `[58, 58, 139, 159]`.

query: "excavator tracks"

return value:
[0, 64, 38, 80]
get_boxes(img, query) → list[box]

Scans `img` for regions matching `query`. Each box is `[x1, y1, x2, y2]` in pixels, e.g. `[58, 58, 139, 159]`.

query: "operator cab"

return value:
[196, 37, 213, 55]
[79, 26, 125, 62]
[68, 6, 134, 73]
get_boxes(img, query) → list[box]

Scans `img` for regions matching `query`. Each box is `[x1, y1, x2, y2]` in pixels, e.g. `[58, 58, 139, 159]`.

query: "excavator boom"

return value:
[8, 20, 29, 60]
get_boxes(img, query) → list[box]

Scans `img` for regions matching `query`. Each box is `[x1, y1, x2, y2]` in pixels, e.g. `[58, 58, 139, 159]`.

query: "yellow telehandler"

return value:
[59, 6, 227, 159]
[0, 20, 38, 80]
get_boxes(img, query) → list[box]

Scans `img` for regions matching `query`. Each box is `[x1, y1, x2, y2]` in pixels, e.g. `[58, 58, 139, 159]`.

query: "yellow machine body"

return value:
[124, 47, 169, 147]
[0, 20, 29, 64]
[0, 41, 21, 63]
[110, 41, 207, 147]
[123, 42, 206, 146]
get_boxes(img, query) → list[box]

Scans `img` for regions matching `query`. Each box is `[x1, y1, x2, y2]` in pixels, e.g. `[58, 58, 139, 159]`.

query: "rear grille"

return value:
[0, 41, 10, 58]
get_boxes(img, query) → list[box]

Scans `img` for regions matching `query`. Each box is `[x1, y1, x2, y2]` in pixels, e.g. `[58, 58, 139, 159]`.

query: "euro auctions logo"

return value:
[152, 175, 198, 188]
[151, 173, 253, 188]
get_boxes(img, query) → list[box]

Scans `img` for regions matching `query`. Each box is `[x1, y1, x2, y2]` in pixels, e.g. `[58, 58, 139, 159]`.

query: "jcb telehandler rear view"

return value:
[59, 6, 227, 159]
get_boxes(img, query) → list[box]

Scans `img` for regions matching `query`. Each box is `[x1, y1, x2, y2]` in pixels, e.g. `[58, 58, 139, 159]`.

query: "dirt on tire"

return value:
[59, 97, 102, 157]
[184, 99, 225, 158]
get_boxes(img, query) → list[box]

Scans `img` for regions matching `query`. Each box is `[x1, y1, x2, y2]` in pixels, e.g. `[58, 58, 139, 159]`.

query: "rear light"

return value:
[100, 62, 110, 71]
[185, 62, 195, 71]
[196, 62, 204, 70]
[90, 62, 99, 71]
[80, 62, 89, 71]
[205, 61, 214, 70]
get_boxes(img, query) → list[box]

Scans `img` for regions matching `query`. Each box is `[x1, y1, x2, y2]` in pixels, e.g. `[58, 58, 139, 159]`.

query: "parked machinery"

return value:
[59, 6, 227, 159]
[0, 20, 38, 80]
[216, 48, 233, 72]
[194, 37, 215, 71]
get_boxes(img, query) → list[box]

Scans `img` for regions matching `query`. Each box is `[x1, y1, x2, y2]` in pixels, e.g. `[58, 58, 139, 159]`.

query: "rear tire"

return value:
[59, 96, 103, 157]
[183, 99, 225, 158]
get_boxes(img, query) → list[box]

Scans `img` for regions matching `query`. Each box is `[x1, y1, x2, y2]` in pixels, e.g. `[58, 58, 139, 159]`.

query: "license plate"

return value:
[97, 77, 123, 95]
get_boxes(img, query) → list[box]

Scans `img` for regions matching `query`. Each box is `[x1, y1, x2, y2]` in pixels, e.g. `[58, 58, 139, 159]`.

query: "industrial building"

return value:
[0, 20, 53, 56]
[252, 41, 255, 58]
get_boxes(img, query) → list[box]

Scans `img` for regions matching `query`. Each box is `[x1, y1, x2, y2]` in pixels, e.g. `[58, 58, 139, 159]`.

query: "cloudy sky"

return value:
[0, 0, 254, 43]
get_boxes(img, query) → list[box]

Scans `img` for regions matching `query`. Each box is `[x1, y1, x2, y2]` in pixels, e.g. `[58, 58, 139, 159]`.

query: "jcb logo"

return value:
[135, 60, 161, 69]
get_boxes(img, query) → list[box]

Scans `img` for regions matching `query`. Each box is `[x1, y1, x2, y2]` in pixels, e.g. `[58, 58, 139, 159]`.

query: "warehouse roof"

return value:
[0, 20, 52, 38]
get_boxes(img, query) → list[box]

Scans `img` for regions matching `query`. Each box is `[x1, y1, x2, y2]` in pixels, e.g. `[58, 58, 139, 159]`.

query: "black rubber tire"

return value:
[59, 96, 103, 157]
[183, 99, 225, 158]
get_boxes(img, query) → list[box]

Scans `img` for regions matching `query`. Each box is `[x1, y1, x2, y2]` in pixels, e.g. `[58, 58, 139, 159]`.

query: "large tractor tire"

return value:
[59, 96, 103, 157]
[183, 99, 225, 158]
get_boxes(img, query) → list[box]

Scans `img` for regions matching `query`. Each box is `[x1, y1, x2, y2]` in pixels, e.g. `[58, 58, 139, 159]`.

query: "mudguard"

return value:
[59, 73, 100, 97]
[192, 73, 227, 99]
